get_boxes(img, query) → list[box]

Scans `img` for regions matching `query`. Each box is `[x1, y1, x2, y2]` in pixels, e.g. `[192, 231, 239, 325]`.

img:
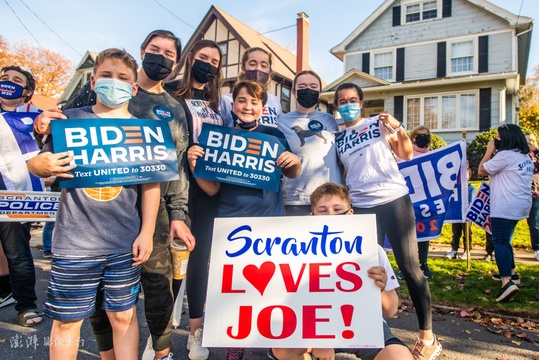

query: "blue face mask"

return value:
[338, 103, 361, 123]
[0, 81, 25, 99]
[93, 78, 133, 109]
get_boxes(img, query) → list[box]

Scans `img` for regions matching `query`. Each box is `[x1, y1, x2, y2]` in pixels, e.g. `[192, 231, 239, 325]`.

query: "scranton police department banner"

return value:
[203, 215, 384, 348]
[0, 112, 44, 192]
[194, 123, 286, 192]
[50, 118, 179, 189]
[0, 191, 59, 222]
[466, 181, 491, 234]
[398, 141, 467, 241]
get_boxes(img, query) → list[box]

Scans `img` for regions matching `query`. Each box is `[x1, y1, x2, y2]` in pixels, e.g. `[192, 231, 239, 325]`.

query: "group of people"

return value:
[0, 27, 534, 360]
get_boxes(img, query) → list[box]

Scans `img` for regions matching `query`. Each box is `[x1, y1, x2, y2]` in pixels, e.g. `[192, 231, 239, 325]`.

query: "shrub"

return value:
[467, 126, 539, 180]
[430, 133, 447, 151]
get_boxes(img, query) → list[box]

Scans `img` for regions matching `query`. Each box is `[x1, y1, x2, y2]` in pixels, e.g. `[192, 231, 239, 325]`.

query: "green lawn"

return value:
[388, 256, 539, 317]
[430, 181, 534, 250]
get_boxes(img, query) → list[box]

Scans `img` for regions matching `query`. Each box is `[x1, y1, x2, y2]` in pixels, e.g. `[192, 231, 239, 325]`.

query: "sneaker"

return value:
[535, 250, 539, 261]
[483, 254, 492, 261]
[142, 336, 155, 360]
[187, 328, 209, 360]
[420, 263, 433, 279]
[496, 280, 519, 302]
[460, 252, 468, 260]
[0, 293, 16, 309]
[445, 250, 458, 259]
[411, 335, 442, 360]
[43, 251, 52, 259]
[397, 271, 404, 280]
[492, 273, 520, 285]
[225, 348, 245, 360]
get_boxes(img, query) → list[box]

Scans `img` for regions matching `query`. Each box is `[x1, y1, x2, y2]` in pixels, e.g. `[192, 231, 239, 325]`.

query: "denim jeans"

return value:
[42, 222, 55, 252]
[527, 198, 539, 251]
[490, 218, 518, 278]
[0, 222, 38, 312]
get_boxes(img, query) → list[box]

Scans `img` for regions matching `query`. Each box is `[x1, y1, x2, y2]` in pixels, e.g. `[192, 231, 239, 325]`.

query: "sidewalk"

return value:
[0, 229, 535, 359]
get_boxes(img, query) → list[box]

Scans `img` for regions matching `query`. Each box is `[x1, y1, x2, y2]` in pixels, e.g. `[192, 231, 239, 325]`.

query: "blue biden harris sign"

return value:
[51, 118, 179, 188]
[194, 123, 286, 192]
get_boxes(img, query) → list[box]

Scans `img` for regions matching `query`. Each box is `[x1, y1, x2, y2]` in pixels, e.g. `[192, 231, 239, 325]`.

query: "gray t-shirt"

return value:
[44, 106, 141, 255]
[277, 110, 343, 205]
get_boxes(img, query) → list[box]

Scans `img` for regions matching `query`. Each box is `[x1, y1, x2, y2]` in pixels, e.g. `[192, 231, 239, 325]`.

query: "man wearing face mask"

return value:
[32, 30, 192, 360]
[277, 70, 344, 216]
[0, 66, 44, 327]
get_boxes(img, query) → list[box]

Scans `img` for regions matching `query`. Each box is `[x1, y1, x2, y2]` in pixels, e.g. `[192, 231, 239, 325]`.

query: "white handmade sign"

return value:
[203, 215, 384, 349]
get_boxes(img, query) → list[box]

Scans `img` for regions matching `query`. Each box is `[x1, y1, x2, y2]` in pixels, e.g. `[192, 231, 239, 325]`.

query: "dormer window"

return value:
[404, 0, 439, 23]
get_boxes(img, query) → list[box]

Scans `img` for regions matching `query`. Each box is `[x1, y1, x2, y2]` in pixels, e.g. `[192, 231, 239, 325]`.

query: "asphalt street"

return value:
[0, 231, 537, 359]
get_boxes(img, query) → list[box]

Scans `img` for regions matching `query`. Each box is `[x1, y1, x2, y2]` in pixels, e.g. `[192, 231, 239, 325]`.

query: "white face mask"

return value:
[94, 78, 133, 108]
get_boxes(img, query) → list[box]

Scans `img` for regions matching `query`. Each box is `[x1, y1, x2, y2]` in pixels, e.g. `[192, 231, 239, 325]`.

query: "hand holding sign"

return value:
[27, 151, 76, 178]
[203, 215, 384, 349]
[34, 108, 66, 135]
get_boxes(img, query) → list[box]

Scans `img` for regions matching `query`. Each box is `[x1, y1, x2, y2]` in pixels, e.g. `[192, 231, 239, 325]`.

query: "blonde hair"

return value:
[310, 182, 351, 212]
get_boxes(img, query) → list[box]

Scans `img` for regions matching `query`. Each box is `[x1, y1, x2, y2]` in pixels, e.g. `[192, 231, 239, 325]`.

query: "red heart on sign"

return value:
[243, 261, 276, 296]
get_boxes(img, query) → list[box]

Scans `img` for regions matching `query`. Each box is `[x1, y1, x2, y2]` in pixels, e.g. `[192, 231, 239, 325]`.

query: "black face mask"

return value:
[143, 53, 174, 81]
[243, 69, 270, 84]
[296, 88, 319, 108]
[494, 139, 501, 150]
[414, 134, 430, 149]
[232, 110, 258, 130]
[192, 59, 218, 84]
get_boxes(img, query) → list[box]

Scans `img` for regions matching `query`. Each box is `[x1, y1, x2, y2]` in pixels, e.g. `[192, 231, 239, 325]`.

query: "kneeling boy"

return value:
[270, 183, 413, 360]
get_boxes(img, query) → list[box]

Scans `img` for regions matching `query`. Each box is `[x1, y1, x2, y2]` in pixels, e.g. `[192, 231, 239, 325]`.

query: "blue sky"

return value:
[1, 0, 537, 85]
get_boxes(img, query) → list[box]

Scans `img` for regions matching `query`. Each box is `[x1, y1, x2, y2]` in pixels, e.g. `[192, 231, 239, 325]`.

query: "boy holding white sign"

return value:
[270, 183, 413, 360]
[28, 49, 160, 360]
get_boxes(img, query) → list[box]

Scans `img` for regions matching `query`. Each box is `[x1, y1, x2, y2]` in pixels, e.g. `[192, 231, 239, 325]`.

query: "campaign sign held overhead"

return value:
[203, 215, 384, 349]
[194, 123, 286, 192]
[51, 118, 179, 189]
[398, 141, 467, 241]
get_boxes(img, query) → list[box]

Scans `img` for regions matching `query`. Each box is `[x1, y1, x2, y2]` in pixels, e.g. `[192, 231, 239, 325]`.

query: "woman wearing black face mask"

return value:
[396, 126, 434, 279]
[219, 47, 282, 128]
[164, 39, 224, 360]
[276, 70, 344, 216]
[478, 124, 532, 302]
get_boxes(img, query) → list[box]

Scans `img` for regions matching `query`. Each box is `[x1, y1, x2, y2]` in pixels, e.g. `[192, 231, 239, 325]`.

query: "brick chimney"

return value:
[296, 12, 309, 73]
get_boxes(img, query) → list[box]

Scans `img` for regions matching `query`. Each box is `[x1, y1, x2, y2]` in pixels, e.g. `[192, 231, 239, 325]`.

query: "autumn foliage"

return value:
[0, 36, 73, 98]
[518, 65, 539, 133]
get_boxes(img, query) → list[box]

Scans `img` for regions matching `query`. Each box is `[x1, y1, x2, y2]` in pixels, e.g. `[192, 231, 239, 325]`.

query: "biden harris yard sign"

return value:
[203, 215, 384, 349]
[50, 118, 179, 188]
[194, 123, 286, 192]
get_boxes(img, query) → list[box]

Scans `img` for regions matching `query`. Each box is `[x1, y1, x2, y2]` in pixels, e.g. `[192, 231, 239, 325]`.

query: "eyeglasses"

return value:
[500, 123, 509, 130]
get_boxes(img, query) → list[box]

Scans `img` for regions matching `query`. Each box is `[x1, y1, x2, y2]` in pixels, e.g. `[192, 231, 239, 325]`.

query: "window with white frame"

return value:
[374, 52, 393, 81]
[405, 1, 438, 23]
[451, 40, 474, 73]
[405, 92, 478, 130]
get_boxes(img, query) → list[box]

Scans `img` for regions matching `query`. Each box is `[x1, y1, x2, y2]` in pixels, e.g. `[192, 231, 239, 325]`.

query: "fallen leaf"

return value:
[484, 288, 492, 294]
[492, 318, 503, 325]
[460, 310, 470, 317]
[464, 330, 471, 334]
[505, 332, 512, 338]
[512, 340, 522, 345]
[497, 357, 509, 360]
[0, 339, 6, 343]
[520, 354, 529, 357]
[478, 276, 485, 281]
